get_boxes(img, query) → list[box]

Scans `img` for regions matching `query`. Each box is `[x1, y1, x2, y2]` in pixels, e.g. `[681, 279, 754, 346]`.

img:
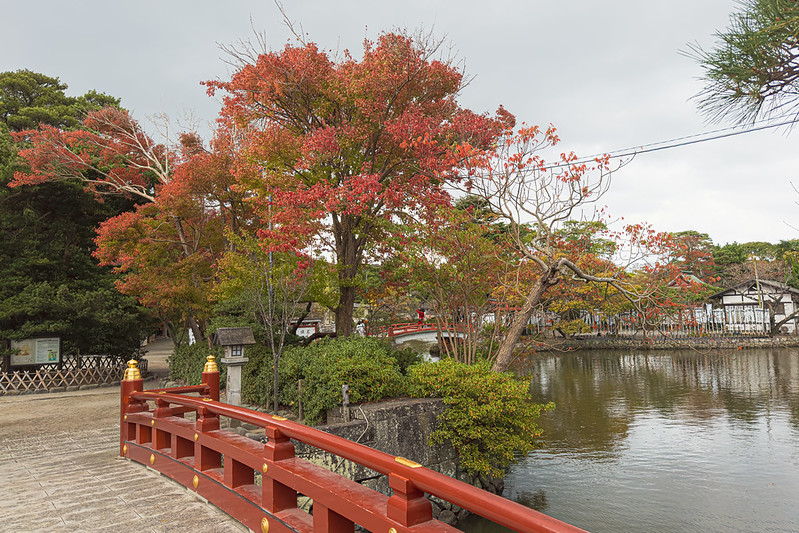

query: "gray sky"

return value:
[4, 0, 798, 245]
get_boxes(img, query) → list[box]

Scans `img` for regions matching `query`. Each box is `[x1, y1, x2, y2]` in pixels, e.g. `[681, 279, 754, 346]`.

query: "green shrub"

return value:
[168, 342, 275, 405]
[240, 344, 271, 405]
[271, 336, 407, 424]
[408, 358, 553, 477]
[392, 345, 424, 375]
[168, 343, 225, 385]
[170, 337, 551, 480]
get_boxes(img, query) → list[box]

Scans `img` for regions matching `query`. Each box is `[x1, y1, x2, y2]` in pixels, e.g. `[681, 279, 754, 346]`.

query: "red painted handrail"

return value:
[119, 358, 586, 533]
[387, 322, 438, 337]
[370, 322, 440, 337]
[376, 322, 472, 339]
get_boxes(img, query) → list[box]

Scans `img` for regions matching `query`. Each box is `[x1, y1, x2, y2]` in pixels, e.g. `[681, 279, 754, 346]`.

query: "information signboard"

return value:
[10, 337, 61, 366]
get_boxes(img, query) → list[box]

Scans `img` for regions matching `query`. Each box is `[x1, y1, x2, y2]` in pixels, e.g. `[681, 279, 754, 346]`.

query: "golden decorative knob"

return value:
[149, 454, 155, 465]
[193, 475, 199, 489]
[123, 359, 142, 380]
[203, 355, 219, 373]
[261, 517, 269, 533]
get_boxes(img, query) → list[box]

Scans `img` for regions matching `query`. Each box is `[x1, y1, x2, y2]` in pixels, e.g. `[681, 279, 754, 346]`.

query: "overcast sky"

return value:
[4, 0, 799, 245]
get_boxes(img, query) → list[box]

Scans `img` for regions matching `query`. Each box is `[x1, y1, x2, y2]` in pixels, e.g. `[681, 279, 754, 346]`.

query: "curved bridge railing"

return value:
[119, 358, 585, 533]
[370, 323, 466, 339]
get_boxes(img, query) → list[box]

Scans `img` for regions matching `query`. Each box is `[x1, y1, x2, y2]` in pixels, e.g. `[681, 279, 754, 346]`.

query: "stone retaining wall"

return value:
[302, 399, 456, 492]
[295, 398, 501, 526]
[554, 336, 799, 351]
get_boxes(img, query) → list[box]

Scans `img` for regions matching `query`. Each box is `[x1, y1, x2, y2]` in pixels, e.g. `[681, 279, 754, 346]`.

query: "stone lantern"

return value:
[213, 327, 255, 406]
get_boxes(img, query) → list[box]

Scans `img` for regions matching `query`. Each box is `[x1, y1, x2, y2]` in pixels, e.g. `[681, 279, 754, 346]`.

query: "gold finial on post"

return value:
[203, 355, 218, 373]
[123, 359, 142, 381]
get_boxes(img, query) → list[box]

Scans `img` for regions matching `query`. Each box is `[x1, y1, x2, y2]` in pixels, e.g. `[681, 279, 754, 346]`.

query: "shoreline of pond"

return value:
[534, 335, 799, 352]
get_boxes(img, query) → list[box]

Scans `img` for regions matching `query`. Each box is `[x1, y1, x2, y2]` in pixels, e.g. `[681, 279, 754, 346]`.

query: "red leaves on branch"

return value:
[207, 32, 509, 221]
[206, 31, 511, 333]
[12, 107, 170, 202]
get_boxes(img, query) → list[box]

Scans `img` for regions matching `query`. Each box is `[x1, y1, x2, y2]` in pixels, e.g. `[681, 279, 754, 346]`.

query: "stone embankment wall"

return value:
[555, 336, 799, 351]
[294, 398, 501, 526]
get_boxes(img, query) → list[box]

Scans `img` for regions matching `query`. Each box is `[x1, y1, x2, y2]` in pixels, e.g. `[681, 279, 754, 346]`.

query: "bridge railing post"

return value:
[201, 355, 220, 401]
[313, 504, 354, 532]
[262, 425, 297, 513]
[194, 355, 222, 470]
[194, 405, 221, 470]
[387, 471, 433, 527]
[120, 359, 145, 456]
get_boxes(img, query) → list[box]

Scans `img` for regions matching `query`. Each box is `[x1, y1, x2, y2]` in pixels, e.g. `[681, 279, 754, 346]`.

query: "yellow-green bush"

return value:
[408, 358, 553, 477]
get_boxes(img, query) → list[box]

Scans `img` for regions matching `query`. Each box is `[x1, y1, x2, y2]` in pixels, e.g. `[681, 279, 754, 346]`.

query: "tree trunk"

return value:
[187, 317, 204, 345]
[772, 306, 799, 334]
[333, 214, 363, 337]
[273, 354, 280, 413]
[491, 266, 559, 372]
[290, 302, 312, 336]
[335, 283, 356, 337]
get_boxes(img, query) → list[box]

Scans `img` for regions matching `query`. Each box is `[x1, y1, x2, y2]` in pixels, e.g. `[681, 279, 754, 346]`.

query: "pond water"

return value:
[461, 348, 799, 532]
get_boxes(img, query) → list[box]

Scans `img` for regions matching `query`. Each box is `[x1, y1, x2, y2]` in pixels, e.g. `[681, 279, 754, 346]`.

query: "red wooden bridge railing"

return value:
[386, 322, 438, 337]
[370, 322, 468, 339]
[120, 357, 586, 533]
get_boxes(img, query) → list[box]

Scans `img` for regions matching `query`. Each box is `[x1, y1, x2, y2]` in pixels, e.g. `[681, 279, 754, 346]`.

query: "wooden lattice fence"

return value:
[0, 355, 148, 395]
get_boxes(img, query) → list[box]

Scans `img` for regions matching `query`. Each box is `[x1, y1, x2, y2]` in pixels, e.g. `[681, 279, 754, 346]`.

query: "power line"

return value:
[543, 118, 799, 170]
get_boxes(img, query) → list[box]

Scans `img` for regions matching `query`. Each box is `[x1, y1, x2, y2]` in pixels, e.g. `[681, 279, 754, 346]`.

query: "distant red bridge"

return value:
[369, 322, 468, 343]
[370, 322, 437, 337]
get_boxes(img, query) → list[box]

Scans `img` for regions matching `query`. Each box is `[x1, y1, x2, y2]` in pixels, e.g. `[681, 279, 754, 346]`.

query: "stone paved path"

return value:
[0, 339, 246, 532]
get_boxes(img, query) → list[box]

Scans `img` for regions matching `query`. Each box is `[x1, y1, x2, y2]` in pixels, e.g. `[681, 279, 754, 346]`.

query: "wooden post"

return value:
[262, 426, 297, 513]
[1, 339, 9, 373]
[386, 473, 432, 527]
[298, 379, 303, 422]
[202, 355, 220, 401]
[314, 504, 354, 532]
[342, 384, 350, 423]
[120, 359, 145, 456]
[195, 405, 221, 470]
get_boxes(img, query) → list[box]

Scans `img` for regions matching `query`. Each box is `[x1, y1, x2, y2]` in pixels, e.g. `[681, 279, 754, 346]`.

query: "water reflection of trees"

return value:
[521, 348, 799, 453]
[514, 490, 548, 512]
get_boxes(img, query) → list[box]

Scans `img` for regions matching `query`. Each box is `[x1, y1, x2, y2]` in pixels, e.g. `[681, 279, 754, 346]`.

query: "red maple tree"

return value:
[206, 32, 512, 335]
[12, 109, 252, 342]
